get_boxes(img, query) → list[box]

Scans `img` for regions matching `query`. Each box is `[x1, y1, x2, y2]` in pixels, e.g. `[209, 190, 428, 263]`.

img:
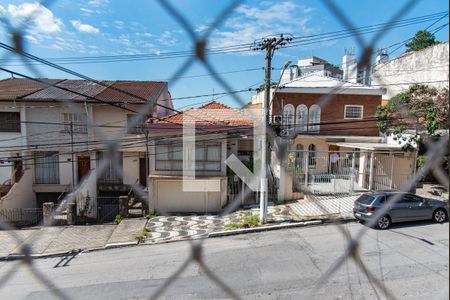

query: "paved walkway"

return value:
[289, 194, 360, 220]
[106, 218, 147, 246]
[1, 184, 446, 257]
[0, 218, 148, 258]
[145, 204, 296, 243]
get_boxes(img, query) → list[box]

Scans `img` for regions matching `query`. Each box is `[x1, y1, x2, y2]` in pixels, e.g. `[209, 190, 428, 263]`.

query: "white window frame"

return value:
[62, 113, 88, 134]
[155, 141, 222, 172]
[34, 152, 59, 184]
[344, 105, 363, 120]
[295, 104, 308, 133]
[282, 104, 295, 134]
[308, 104, 321, 133]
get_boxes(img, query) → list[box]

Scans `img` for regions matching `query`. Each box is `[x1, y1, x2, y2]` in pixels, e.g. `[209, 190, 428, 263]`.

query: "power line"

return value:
[0, 67, 252, 130]
[0, 11, 446, 66]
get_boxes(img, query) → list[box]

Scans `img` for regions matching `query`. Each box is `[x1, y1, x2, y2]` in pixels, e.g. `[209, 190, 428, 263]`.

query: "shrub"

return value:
[135, 228, 150, 242]
[224, 214, 260, 229]
[114, 214, 123, 225]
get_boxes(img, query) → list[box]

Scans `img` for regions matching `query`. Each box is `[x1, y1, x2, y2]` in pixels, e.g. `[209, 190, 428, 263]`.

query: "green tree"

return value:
[405, 30, 439, 52]
[376, 84, 449, 148]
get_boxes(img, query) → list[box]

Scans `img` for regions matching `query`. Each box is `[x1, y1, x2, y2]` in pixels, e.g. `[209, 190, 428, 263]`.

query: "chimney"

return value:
[376, 49, 389, 64]
[342, 49, 357, 83]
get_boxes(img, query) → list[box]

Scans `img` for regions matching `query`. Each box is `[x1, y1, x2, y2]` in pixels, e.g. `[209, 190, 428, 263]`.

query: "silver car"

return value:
[353, 192, 449, 229]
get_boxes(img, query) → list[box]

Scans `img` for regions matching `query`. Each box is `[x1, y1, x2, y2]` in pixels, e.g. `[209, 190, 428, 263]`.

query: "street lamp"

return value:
[260, 60, 291, 224]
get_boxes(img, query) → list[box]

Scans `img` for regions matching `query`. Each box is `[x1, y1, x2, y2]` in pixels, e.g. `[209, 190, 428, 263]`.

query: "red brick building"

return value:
[269, 74, 384, 137]
[251, 74, 415, 200]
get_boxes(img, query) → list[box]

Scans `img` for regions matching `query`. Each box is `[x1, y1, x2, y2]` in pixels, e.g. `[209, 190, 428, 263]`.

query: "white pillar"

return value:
[368, 153, 374, 191]
[350, 152, 355, 192]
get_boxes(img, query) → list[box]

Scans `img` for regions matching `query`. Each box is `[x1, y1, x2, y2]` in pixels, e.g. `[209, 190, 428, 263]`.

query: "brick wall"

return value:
[273, 92, 381, 136]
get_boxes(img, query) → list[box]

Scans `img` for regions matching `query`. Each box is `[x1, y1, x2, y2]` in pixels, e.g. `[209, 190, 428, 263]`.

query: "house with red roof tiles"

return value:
[145, 101, 258, 213]
[0, 78, 173, 222]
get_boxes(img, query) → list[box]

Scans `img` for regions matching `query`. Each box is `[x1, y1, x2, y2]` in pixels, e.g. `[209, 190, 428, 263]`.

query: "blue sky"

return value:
[0, 0, 448, 109]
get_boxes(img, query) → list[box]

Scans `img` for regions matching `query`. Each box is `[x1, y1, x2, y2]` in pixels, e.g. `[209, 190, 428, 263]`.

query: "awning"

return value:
[327, 142, 405, 151]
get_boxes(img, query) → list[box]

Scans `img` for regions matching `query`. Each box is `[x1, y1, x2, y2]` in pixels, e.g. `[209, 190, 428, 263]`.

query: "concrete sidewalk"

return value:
[289, 194, 360, 220]
[0, 195, 362, 258]
[0, 218, 148, 259]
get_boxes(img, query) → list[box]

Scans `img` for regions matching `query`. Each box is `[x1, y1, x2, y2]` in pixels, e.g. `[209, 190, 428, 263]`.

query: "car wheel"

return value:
[377, 216, 391, 230]
[432, 209, 447, 223]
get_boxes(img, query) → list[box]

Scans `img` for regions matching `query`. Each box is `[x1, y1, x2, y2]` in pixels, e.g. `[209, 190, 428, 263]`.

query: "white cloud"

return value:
[80, 7, 94, 15]
[156, 31, 179, 46]
[0, 5, 5, 15]
[209, 1, 315, 49]
[24, 34, 38, 44]
[114, 20, 124, 30]
[108, 34, 132, 47]
[70, 20, 100, 34]
[88, 0, 110, 6]
[8, 2, 63, 33]
[136, 32, 153, 38]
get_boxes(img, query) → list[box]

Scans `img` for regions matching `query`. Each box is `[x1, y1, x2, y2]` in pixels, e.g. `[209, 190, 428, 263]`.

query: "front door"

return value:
[77, 156, 91, 182]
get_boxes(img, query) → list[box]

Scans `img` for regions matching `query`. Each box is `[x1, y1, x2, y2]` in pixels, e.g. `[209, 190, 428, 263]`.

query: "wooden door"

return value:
[77, 156, 91, 182]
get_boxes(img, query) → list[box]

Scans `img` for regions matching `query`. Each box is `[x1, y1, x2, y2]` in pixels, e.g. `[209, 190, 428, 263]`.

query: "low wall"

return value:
[149, 176, 227, 213]
[0, 169, 36, 209]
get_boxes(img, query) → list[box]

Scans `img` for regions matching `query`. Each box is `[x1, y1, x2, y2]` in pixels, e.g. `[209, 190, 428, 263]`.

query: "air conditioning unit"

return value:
[280, 129, 289, 137]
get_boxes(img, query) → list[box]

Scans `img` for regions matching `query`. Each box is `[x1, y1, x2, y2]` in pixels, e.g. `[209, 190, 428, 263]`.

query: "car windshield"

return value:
[356, 194, 375, 204]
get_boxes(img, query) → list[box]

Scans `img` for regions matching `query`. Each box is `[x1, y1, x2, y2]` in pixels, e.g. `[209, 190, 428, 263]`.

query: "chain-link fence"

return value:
[0, 0, 448, 299]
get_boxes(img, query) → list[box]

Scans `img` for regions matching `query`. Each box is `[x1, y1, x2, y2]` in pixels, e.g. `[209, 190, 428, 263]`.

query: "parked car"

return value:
[353, 192, 448, 229]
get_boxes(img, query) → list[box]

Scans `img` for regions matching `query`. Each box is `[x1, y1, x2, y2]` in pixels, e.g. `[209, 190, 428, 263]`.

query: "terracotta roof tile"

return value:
[95, 81, 166, 103]
[0, 78, 62, 100]
[157, 101, 255, 126]
[23, 80, 113, 101]
[0, 78, 167, 103]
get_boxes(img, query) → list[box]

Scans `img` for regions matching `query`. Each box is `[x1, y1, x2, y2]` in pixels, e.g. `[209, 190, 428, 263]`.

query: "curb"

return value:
[0, 217, 350, 260]
[0, 249, 83, 261]
[208, 220, 323, 238]
[104, 241, 138, 249]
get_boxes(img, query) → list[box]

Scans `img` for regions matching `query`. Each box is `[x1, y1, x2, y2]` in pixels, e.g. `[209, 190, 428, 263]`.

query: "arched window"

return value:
[296, 104, 308, 133]
[308, 104, 321, 132]
[283, 104, 295, 134]
[308, 144, 316, 168]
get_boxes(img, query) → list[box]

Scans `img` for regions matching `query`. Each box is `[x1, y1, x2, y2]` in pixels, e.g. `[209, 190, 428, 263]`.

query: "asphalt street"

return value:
[1, 221, 448, 299]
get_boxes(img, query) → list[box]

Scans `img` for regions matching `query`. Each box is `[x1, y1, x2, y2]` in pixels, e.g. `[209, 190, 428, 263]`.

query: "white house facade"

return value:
[0, 78, 173, 219]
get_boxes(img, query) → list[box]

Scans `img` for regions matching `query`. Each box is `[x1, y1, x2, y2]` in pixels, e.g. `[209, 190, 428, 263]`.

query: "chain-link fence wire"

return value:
[0, 0, 448, 299]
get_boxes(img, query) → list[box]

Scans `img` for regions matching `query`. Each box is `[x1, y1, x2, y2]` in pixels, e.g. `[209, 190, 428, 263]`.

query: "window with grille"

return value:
[282, 104, 295, 134]
[62, 113, 88, 134]
[34, 152, 59, 184]
[0, 112, 20, 132]
[126, 114, 147, 134]
[96, 151, 123, 183]
[344, 105, 363, 119]
[308, 104, 321, 132]
[155, 141, 221, 171]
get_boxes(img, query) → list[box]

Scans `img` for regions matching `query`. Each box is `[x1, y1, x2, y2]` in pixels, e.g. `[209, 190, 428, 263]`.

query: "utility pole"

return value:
[253, 34, 292, 223]
[70, 121, 75, 191]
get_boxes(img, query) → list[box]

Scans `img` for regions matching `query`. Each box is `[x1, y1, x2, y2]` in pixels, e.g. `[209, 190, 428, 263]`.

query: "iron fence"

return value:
[0, 0, 448, 299]
[288, 150, 417, 195]
[0, 208, 42, 227]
